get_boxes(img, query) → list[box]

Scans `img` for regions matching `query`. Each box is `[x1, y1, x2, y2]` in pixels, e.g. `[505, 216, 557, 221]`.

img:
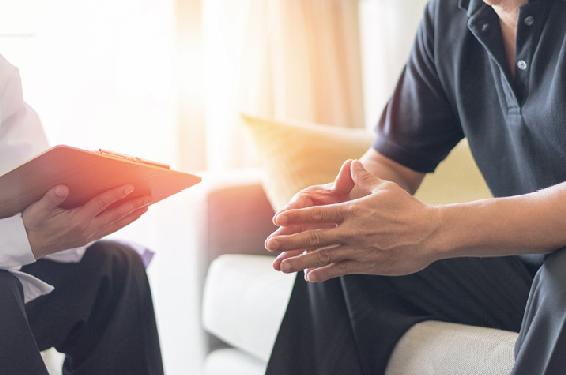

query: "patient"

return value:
[0, 55, 163, 374]
[265, 0, 566, 374]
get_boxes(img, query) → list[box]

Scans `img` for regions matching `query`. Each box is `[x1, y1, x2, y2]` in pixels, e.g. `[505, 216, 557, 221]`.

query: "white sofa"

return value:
[198, 173, 518, 375]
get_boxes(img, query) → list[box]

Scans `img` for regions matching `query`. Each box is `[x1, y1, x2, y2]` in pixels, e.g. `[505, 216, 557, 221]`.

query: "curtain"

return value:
[359, 0, 429, 129]
[203, 0, 365, 171]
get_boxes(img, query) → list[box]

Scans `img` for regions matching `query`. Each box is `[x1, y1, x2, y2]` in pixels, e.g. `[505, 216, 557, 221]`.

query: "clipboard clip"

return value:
[98, 149, 171, 169]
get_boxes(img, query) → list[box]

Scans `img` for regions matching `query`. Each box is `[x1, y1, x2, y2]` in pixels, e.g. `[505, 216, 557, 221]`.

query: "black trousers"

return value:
[267, 251, 566, 375]
[0, 241, 164, 375]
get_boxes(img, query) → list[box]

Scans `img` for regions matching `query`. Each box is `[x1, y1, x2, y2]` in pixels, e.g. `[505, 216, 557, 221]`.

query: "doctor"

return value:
[0, 55, 163, 374]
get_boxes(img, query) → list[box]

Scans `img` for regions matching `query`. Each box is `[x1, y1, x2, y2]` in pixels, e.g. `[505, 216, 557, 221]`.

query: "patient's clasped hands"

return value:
[265, 160, 443, 282]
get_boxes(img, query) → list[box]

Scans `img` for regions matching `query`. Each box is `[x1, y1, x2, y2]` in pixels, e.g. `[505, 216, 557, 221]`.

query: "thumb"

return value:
[34, 185, 69, 213]
[350, 160, 383, 192]
[334, 159, 355, 194]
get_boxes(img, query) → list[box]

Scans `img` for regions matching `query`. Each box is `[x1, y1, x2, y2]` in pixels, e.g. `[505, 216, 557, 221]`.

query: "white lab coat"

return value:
[0, 54, 86, 303]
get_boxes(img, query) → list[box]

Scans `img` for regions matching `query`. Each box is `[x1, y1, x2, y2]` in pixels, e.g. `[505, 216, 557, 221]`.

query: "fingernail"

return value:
[304, 271, 309, 281]
[266, 238, 278, 250]
[281, 261, 291, 273]
[124, 185, 134, 194]
[54, 185, 69, 198]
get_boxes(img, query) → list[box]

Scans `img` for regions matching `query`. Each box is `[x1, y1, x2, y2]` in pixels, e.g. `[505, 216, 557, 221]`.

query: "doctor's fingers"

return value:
[97, 206, 149, 239]
[94, 195, 151, 225]
[80, 185, 135, 218]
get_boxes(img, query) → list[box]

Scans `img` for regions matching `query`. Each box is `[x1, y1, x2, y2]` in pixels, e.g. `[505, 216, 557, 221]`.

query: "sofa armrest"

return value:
[197, 171, 277, 264]
[193, 171, 278, 354]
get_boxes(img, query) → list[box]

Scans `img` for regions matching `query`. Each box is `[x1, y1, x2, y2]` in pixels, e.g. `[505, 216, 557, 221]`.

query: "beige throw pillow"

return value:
[242, 114, 491, 211]
[242, 114, 372, 211]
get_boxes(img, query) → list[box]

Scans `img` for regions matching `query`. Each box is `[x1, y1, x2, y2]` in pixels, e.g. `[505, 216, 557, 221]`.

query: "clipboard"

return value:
[0, 145, 201, 218]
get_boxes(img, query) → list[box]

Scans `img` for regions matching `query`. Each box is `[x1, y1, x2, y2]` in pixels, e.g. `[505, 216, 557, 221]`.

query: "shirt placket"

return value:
[514, 2, 545, 105]
[467, 8, 521, 114]
[467, 2, 546, 122]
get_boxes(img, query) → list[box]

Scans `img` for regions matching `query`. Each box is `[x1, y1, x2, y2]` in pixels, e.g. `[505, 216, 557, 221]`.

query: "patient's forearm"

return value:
[433, 182, 566, 258]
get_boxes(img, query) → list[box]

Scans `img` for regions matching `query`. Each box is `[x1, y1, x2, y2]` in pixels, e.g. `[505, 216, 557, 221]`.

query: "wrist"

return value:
[424, 202, 485, 260]
[22, 217, 52, 259]
[25, 228, 46, 259]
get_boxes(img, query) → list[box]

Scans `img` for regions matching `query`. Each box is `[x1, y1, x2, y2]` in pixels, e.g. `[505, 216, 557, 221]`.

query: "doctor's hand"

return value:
[23, 184, 151, 259]
[269, 160, 356, 271]
[265, 161, 442, 282]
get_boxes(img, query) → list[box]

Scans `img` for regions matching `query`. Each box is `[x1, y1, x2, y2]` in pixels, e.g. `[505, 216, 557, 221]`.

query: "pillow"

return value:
[242, 114, 371, 211]
[241, 114, 491, 211]
[416, 143, 492, 205]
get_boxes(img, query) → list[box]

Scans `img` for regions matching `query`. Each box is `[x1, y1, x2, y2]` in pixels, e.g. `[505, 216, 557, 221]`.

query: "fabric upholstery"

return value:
[386, 321, 517, 375]
[203, 255, 518, 375]
[203, 255, 295, 362]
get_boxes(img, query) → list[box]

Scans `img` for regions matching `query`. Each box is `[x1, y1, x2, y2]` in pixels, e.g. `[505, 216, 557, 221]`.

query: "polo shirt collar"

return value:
[458, 0, 485, 17]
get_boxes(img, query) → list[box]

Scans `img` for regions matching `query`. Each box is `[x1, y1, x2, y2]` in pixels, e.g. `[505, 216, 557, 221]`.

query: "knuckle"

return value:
[359, 172, 374, 184]
[308, 230, 322, 246]
[317, 248, 332, 265]
[71, 220, 88, 233]
[121, 202, 135, 214]
[96, 196, 113, 210]
[338, 225, 360, 243]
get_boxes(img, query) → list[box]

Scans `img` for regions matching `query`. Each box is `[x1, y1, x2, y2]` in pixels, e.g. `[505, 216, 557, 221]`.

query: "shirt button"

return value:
[517, 60, 528, 71]
[524, 16, 535, 26]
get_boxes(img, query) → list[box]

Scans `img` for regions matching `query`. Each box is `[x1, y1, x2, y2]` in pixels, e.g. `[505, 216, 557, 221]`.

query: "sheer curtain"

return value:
[0, 1, 202, 374]
[359, 0, 428, 129]
[203, 0, 366, 171]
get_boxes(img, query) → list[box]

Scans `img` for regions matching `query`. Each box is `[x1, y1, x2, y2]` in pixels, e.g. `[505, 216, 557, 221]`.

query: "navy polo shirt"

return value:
[373, 0, 566, 265]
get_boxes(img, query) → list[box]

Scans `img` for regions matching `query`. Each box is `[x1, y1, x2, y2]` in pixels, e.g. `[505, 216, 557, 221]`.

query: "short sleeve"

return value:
[373, 0, 463, 173]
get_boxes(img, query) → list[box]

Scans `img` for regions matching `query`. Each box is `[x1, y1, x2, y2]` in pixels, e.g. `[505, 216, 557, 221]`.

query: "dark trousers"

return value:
[0, 241, 164, 375]
[267, 250, 566, 375]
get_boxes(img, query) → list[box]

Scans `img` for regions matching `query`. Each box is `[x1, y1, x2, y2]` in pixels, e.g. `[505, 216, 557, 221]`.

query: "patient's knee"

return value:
[0, 270, 23, 301]
[538, 248, 566, 301]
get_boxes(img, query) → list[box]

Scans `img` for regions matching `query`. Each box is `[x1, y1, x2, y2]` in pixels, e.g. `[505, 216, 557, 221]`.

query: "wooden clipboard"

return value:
[0, 145, 201, 218]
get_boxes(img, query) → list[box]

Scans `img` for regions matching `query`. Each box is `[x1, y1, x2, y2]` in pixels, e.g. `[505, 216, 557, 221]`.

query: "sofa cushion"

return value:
[203, 254, 295, 362]
[386, 321, 517, 375]
[204, 255, 518, 374]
